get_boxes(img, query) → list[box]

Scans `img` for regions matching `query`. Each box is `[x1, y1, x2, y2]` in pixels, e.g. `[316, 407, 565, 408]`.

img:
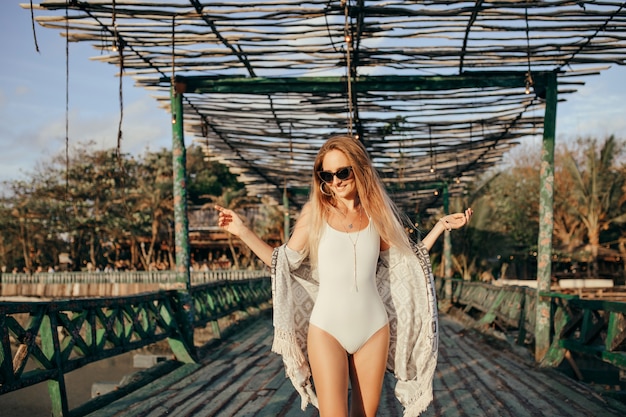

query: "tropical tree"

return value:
[617, 162, 626, 275]
[552, 147, 587, 255]
[186, 146, 244, 205]
[558, 135, 626, 276]
[2, 163, 68, 272]
[463, 141, 542, 280]
[0, 198, 16, 270]
[122, 148, 175, 270]
[0, 141, 252, 272]
[469, 135, 626, 280]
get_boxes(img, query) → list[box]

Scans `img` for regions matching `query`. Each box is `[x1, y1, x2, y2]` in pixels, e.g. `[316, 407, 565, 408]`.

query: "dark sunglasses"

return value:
[317, 166, 354, 183]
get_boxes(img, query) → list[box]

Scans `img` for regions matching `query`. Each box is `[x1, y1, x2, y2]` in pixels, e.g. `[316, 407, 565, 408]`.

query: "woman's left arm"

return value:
[421, 208, 473, 251]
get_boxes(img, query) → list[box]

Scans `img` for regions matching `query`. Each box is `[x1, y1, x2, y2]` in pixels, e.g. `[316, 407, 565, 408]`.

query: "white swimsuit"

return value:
[309, 218, 388, 354]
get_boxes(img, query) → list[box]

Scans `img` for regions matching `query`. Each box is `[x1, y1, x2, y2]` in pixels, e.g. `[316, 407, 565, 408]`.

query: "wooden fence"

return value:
[0, 270, 267, 298]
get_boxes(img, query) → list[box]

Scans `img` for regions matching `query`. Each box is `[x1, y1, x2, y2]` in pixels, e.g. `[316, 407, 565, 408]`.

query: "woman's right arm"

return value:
[284, 202, 311, 252]
[215, 205, 274, 267]
[215, 203, 312, 267]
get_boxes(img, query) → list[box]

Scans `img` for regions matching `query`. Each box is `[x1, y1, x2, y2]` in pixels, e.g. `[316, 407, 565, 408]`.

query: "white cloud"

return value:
[556, 65, 626, 141]
[0, 95, 175, 186]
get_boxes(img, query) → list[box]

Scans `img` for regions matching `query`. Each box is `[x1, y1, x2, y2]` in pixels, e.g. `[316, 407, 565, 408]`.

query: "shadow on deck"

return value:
[84, 313, 626, 417]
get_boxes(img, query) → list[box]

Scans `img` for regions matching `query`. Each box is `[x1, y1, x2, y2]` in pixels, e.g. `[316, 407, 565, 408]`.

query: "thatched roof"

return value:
[25, 1, 626, 214]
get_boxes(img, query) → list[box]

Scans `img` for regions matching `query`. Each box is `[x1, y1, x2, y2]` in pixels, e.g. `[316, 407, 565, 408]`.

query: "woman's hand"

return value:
[215, 204, 274, 266]
[438, 208, 473, 231]
[215, 205, 247, 236]
[420, 208, 473, 251]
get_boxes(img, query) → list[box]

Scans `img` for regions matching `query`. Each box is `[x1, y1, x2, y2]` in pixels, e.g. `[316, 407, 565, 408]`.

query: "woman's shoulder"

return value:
[287, 202, 314, 251]
[301, 201, 313, 214]
[298, 202, 315, 224]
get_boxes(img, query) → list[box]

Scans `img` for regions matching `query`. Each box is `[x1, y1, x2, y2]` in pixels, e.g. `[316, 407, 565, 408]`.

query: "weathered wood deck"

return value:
[85, 313, 626, 417]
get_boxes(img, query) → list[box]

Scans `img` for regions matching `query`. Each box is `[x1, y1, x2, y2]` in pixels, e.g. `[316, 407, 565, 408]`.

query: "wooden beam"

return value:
[166, 71, 554, 95]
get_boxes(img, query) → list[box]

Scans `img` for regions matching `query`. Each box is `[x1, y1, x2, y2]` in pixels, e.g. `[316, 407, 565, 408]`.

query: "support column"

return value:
[168, 80, 195, 363]
[535, 71, 557, 361]
[442, 184, 453, 300]
[283, 185, 290, 243]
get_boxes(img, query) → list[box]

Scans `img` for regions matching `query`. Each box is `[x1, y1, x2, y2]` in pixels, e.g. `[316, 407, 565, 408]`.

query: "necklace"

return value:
[340, 205, 363, 292]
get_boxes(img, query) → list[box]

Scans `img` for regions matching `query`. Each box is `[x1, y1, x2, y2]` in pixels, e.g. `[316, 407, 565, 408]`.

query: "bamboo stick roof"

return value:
[25, 1, 626, 214]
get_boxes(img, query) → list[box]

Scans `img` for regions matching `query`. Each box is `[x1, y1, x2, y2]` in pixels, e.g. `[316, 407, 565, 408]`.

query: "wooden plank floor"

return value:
[86, 313, 626, 417]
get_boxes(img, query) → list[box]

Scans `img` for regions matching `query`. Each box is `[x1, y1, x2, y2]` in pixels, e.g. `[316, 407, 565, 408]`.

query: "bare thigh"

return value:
[307, 324, 350, 417]
[348, 324, 390, 417]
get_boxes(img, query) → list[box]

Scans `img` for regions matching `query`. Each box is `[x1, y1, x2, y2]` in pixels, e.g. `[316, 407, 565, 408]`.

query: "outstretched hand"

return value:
[439, 208, 473, 231]
[214, 205, 274, 266]
[215, 205, 247, 236]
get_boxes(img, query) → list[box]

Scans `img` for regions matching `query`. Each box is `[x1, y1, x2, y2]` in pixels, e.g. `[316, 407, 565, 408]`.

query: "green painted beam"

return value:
[283, 185, 290, 244]
[171, 84, 191, 289]
[169, 83, 196, 363]
[535, 71, 557, 362]
[568, 298, 626, 314]
[166, 71, 552, 95]
[607, 311, 626, 352]
[42, 314, 69, 417]
[560, 340, 626, 369]
[442, 184, 453, 300]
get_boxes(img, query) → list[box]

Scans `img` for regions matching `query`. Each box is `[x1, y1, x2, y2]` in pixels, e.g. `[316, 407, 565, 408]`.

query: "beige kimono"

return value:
[270, 241, 438, 417]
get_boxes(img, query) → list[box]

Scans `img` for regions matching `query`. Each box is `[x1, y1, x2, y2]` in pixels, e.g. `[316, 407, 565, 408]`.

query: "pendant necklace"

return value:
[341, 205, 362, 292]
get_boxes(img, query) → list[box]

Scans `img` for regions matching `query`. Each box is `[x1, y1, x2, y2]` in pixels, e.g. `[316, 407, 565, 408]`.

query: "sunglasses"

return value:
[317, 166, 354, 183]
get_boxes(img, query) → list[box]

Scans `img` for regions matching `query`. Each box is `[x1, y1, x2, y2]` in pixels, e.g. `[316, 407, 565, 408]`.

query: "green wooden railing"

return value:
[0, 273, 271, 417]
[542, 292, 626, 370]
[3, 275, 623, 415]
[436, 278, 626, 383]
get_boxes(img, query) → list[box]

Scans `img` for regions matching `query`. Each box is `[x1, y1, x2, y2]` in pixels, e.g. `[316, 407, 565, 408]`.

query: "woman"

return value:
[216, 135, 472, 417]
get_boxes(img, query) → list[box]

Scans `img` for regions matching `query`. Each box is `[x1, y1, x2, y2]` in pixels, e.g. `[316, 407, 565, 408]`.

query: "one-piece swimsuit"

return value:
[309, 218, 388, 354]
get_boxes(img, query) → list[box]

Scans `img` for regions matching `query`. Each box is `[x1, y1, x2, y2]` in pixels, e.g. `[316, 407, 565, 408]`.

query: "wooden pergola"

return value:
[24, 0, 626, 360]
[26, 0, 626, 210]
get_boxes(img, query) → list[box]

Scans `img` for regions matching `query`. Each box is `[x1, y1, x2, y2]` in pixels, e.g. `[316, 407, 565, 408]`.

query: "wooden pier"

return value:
[83, 312, 626, 417]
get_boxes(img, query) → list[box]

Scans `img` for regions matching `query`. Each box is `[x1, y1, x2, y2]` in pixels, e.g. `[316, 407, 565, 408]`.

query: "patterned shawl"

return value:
[270, 241, 438, 416]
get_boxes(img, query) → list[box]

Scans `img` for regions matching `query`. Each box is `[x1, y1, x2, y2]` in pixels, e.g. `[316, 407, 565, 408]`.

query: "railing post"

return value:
[535, 71, 557, 362]
[442, 183, 453, 301]
[169, 78, 196, 363]
[41, 314, 70, 417]
[283, 182, 290, 244]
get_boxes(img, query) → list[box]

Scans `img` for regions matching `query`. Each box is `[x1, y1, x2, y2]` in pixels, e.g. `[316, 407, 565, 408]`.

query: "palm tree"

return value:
[466, 163, 540, 280]
[560, 136, 626, 277]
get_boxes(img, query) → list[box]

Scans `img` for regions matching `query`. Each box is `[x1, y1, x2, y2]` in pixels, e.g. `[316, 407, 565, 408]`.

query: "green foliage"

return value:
[0, 142, 245, 272]
[468, 135, 626, 280]
[2, 135, 624, 279]
[186, 146, 243, 205]
[555, 135, 626, 275]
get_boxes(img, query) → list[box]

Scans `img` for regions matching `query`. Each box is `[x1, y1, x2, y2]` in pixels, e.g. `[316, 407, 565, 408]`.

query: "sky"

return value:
[1, 2, 626, 188]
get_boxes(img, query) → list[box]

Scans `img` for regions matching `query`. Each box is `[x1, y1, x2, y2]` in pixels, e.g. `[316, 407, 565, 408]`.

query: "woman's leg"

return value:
[348, 324, 390, 417]
[307, 324, 350, 417]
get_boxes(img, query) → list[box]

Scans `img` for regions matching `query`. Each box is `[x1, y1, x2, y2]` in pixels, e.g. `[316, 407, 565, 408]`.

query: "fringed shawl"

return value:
[270, 242, 438, 416]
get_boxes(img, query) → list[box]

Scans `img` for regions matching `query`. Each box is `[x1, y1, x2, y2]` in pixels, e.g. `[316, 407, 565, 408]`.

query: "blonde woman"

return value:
[216, 135, 472, 417]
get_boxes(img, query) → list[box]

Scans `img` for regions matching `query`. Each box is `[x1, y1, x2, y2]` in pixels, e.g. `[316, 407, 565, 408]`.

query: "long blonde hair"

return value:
[306, 134, 413, 266]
